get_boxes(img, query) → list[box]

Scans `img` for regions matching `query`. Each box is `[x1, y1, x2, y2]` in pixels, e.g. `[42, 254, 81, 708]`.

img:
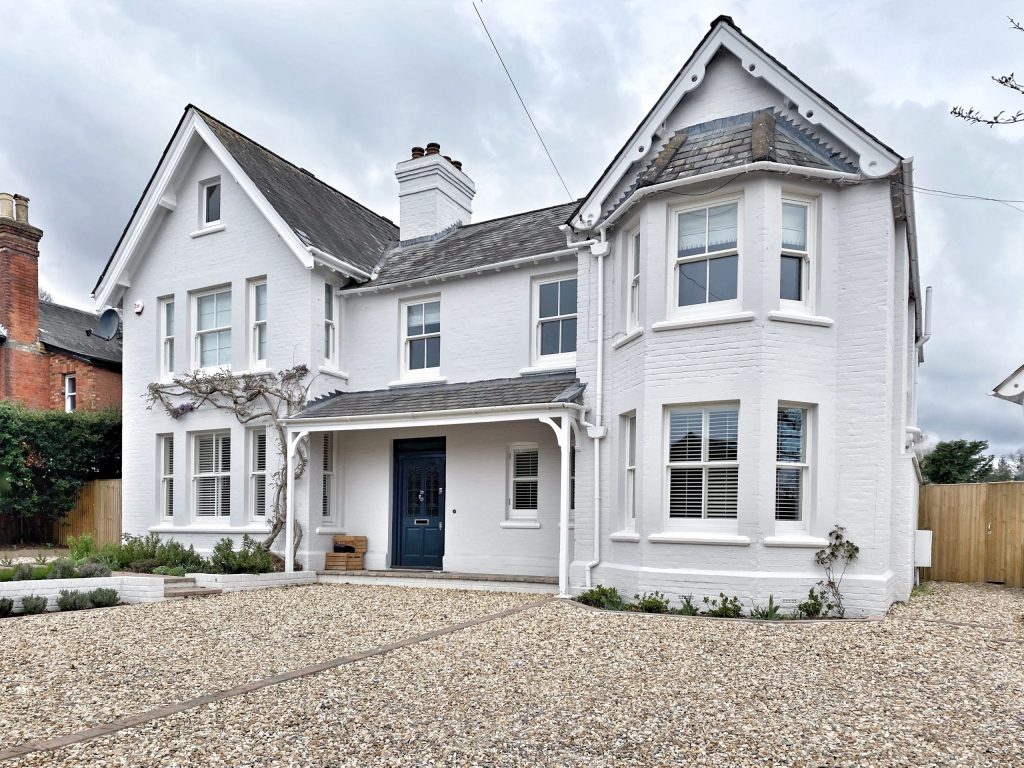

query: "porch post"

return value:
[557, 415, 571, 597]
[284, 429, 308, 572]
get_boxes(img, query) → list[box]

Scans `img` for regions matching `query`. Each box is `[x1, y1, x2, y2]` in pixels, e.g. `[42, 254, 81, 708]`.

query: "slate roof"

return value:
[368, 201, 580, 287]
[196, 108, 399, 275]
[38, 301, 122, 366]
[294, 373, 583, 420]
[605, 109, 856, 218]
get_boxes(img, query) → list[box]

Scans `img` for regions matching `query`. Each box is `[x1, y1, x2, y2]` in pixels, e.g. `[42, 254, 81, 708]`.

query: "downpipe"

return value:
[583, 234, 609, 588]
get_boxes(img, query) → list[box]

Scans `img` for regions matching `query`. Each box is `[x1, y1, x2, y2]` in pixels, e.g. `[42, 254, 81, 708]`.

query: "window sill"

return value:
[611, 328, 644, 350]
[500, 520, 541, 529]
[651, 311, 755, 332]
[768, 311, 834, 328]
[610, 530, 641, 542]
[388, 376, 447, 388]
[519, 363, 576, 376]
[189, 223, 225, 239]
[318, 365, 349, 381]
[648, 531, 751, 546]
[763, 534, 828, 548]
[149, 524, 271, 535]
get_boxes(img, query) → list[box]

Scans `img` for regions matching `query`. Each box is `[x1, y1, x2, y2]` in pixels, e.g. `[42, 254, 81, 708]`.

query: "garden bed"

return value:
[0, 574, 164, 614]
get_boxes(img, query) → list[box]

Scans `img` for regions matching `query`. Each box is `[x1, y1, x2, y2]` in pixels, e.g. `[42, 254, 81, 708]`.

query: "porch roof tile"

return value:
[295, 373, 583, 421]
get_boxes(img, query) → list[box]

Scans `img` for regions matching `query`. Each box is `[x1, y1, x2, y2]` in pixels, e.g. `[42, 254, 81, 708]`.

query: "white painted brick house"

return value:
[93, 17, 925, 615]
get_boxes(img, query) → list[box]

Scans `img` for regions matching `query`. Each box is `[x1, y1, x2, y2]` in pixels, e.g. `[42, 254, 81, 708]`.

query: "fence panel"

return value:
[54, 479, 122, 547]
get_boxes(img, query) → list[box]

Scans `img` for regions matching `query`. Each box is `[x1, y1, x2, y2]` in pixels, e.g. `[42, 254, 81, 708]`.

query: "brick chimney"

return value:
[0, 193, 46, 402]
[395, 143, 475, 242]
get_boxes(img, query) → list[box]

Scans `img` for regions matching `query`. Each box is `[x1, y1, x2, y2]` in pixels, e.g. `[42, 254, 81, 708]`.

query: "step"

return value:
[163, 585, 223, 599]
[161, 576, 196, 585]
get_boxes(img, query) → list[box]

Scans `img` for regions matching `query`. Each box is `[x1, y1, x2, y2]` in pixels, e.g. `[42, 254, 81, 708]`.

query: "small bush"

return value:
[68, 534, 95, 561]
[57, 589, 92, 611]
[0, 597, 13, 617]
[0, 556, 13, 567]
[94, 544, 122, 571]
[127, 558, 161, 573]
[575, 585, 627, 611]
[46, 557, 79, 580]
[88, 587, 119, 608]
[750, 595, 783, 620]
[77, 561, 111, 579]
[12, 563, 37, 581]
[117, 533, 162, 569]
[157, 539, 207, 572]
[671, 595, 700, 616]
[702, 593, 744, 618]
[631, 591, 671, 614]
[210, 535, 273, 575]
[796, 588, 825, 619]
[152, 565, 187, 577]
[19, 595, 48, 614]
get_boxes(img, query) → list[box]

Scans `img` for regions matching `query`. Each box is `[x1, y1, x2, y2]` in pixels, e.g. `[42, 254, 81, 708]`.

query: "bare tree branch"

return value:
[951, 17, 1024, 126]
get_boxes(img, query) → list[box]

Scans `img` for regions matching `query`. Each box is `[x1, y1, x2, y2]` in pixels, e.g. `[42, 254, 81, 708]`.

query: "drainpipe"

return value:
[584, 233, 609, 588]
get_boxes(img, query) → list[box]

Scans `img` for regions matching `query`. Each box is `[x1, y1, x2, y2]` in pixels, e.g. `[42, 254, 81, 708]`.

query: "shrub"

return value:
[152, 565, 187, 577]
[0, 556, 13, 567]
[156, 539, 206, 572]
[575, 585, 627, 611]
[33, 554, 49, 565]
[19, 595, 48, 614]
[814, 526, 860, 618]
[46, 557, 79, 580]
[796, 588, 825, 619]
[93, 544, 122, 571]
[57, 589, 92, 611]
[77, 561, 111, 579]
[750, 595, 783, 620]
[210, 535, 273, 575]
[12, 563, 36, 581]
[127, 559, 161, 574]
[88, 587, 119, 608]
[0, 597, 12, 617]
[631, 591, 671, 614]
[117, 534, 162, 569]
[702, 593, 744, 618]
[67, 534, 95, 561]
[671, 595, 700, 616]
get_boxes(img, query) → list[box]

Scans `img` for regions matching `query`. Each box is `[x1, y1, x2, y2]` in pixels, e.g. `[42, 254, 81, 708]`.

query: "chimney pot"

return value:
[425, 142, 441, 156]
[411, 146, 425, 159]
[13, 195, 29, 224]
[451, 160, 463, 171]
[0, 193, 14, 220]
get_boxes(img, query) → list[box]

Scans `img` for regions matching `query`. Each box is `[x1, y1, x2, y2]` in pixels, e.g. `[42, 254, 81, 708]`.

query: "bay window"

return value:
[776, 406, 811, 523]
[623, 414, 637, 531]
[194, 431, 231, 517]
[665, 405, 739, 521]
[250, 430, 267, 518]
[194, 288, 231, 369]
[161, 435, 174, 519]
[627, 230, 641, 330]
[674, 202, 739, 310]
[780, 200, 812, 308]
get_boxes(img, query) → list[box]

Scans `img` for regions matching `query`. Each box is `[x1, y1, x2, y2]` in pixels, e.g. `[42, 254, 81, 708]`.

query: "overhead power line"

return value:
[472, 1, 574, 202]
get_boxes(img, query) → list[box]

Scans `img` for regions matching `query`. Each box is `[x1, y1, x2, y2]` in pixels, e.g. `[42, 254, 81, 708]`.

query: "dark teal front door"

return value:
[393, 442, 445, 569]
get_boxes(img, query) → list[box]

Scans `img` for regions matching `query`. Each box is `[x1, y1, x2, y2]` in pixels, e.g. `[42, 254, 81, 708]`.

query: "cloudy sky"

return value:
[2, 0, 1022, 454]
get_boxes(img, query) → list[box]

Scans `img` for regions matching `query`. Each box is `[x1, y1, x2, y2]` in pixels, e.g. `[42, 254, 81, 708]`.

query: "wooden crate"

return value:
[332, 535, 368, 553]
[325, 552, 364, 570]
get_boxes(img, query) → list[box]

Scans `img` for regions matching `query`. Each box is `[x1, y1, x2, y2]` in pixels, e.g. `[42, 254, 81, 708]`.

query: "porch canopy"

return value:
[281, 373, 586, 595]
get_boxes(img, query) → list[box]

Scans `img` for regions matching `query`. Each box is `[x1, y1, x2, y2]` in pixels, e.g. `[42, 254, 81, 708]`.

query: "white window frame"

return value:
[192, 431, 231, 518]
[63, 373, 77, 412]
[401, 296, 442, 380]
[323, 282, 338, 368]
[507, 443, 540, 521]
[250, 429, 268, 520]
[160, 434, 174, 519]
[192, 286, 232, 371]
[775, 404, 813, 531]
[668, 196, 742, 319]
[623, 413, 637, 532]
[663, 404, 740, 529]
[780, 196, 815, 313]
[627, 229, 642, 331]
[249, 279, 268, 370]
[159, 297, 175, 380]
[531, 274, 578, 368]
[200, 177, 221, 228]
[322, 433, 335, 520]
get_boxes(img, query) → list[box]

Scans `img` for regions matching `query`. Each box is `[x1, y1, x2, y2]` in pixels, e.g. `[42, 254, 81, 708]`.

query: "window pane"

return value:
[559, 279, 577, 315]
[324, 324, 334, 359]
[668, 410, 702, 462]
[776, 467, 802, 521]
[218, 434, 231, 472]
[514, 450, 539, 478]
[539, 282, 559, 318]
[255, 283, 267, 321]
[409, 337, 425, 369]
[215, 291, 231, 327]
[256, 324, 267, 361]
[254, 433, 266, 471]
[196, 435, 214, 473]
[668, 467, 703, 518]
[540, 320, 561, 356]
[206, 183, 221, 222]
[513, 480, 539, 510]
[678, 259, 707, 306]
[780, 256, 802, 301]
[196, 477, 216, 515]
[706, 467, 738, 518]
[627, 416, 636, 465]
[707, 409, 739, 461]
[165, 301, 174, 335]
[198, 295, 216, 330]
[407, 303, 423, 335]
[782, 203, 807, 250]
[200, 334, 217, 367]
[677, 211, 706, 256]
[632, 233, 641, 277]
[707, 203, 737, 252]
[560, 318, 576, 354]
[423, 301, 440, 334]
[425, 335, 440, 368]
[324, 284, 334, 321]
[777, 408, 805, 462]
[708, 255, 738, 302]
[218, 330, 231, 365]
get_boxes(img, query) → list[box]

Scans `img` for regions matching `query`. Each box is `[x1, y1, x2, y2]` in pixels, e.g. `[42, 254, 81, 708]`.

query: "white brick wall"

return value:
[0, 576, 165, 612]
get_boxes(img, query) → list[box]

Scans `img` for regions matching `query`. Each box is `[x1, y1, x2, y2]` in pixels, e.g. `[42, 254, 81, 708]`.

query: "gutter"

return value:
[902, 159, 930, 362]
[307, 245, 374, 282]
[597, 161, 861, 234]
[282, 400, 585, 428]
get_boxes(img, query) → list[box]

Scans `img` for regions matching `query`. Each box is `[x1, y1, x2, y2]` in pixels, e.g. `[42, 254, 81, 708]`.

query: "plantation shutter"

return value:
[195, 433, 230, 517]
[253, 432, 266, 517]
[775, 408, 806, 521]
[163, 436, 174, 518]
[322, 434, 333, 517]
[667, 406, 739, 519]
[512, 449, 539, 511]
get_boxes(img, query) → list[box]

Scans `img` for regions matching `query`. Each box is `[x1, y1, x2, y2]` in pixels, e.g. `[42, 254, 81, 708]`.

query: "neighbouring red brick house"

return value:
[0, 193, 121, 411]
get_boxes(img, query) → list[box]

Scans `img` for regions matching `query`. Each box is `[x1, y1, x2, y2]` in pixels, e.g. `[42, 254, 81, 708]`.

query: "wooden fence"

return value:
[918, 481, 1024, 587]
[52, 479, 122, 547]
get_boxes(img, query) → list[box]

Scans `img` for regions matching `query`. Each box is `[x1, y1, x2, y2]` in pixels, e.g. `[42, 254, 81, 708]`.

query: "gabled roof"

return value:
[570, 15, 903, 230]
[368, 201, 579, 288]
[38, 301, 122, 366]
[993, 363, 1024, 405]
[294, 373, 583, 420]
[196, 108, 397, 275]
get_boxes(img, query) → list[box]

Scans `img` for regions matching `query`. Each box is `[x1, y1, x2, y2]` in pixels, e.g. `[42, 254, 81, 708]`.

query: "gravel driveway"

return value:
[2, 581, 1023, 767]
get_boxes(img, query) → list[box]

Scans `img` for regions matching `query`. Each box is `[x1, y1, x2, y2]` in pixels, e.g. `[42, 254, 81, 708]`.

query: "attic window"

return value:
[201, 178, 221, 226]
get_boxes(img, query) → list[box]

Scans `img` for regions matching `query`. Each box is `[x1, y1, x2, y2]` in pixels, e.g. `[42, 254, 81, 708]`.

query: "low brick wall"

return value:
[0, 575, 165, 612]
[189, 571, 317, 592]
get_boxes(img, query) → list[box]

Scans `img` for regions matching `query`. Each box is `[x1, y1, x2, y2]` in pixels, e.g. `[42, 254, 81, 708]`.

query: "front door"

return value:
[394, 442, 445, 569]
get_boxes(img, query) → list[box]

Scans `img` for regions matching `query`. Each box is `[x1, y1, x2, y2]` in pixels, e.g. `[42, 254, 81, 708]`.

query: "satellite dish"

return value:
[87, 308, 120, 341]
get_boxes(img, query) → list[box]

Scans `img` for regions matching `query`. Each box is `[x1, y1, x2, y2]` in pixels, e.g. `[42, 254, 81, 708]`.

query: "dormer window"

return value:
[201, 178, 221, 227]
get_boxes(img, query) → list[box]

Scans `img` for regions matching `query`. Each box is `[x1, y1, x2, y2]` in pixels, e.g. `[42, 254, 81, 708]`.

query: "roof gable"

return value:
[571, 16, 903, 230]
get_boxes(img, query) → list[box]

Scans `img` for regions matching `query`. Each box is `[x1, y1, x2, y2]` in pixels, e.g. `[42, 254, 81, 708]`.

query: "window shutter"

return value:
[669, 411, 702, 462]
[668, 467, 703, 518]
[775, 468, 802, 521]
[512, 449, 539, 511]
[707, 409, 739, 461]
[706, 467, 739, 518]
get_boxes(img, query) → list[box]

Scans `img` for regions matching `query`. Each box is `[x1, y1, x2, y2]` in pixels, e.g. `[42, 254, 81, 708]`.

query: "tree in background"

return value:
[920, 439, 994, 484]
[988, 449, 1024, 481]
[951, 17, 1023, 126]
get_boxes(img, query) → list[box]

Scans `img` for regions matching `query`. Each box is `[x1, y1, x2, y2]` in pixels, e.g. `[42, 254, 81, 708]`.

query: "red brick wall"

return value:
[47, 352, 121, 412]
[0, 218, 42, 345]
